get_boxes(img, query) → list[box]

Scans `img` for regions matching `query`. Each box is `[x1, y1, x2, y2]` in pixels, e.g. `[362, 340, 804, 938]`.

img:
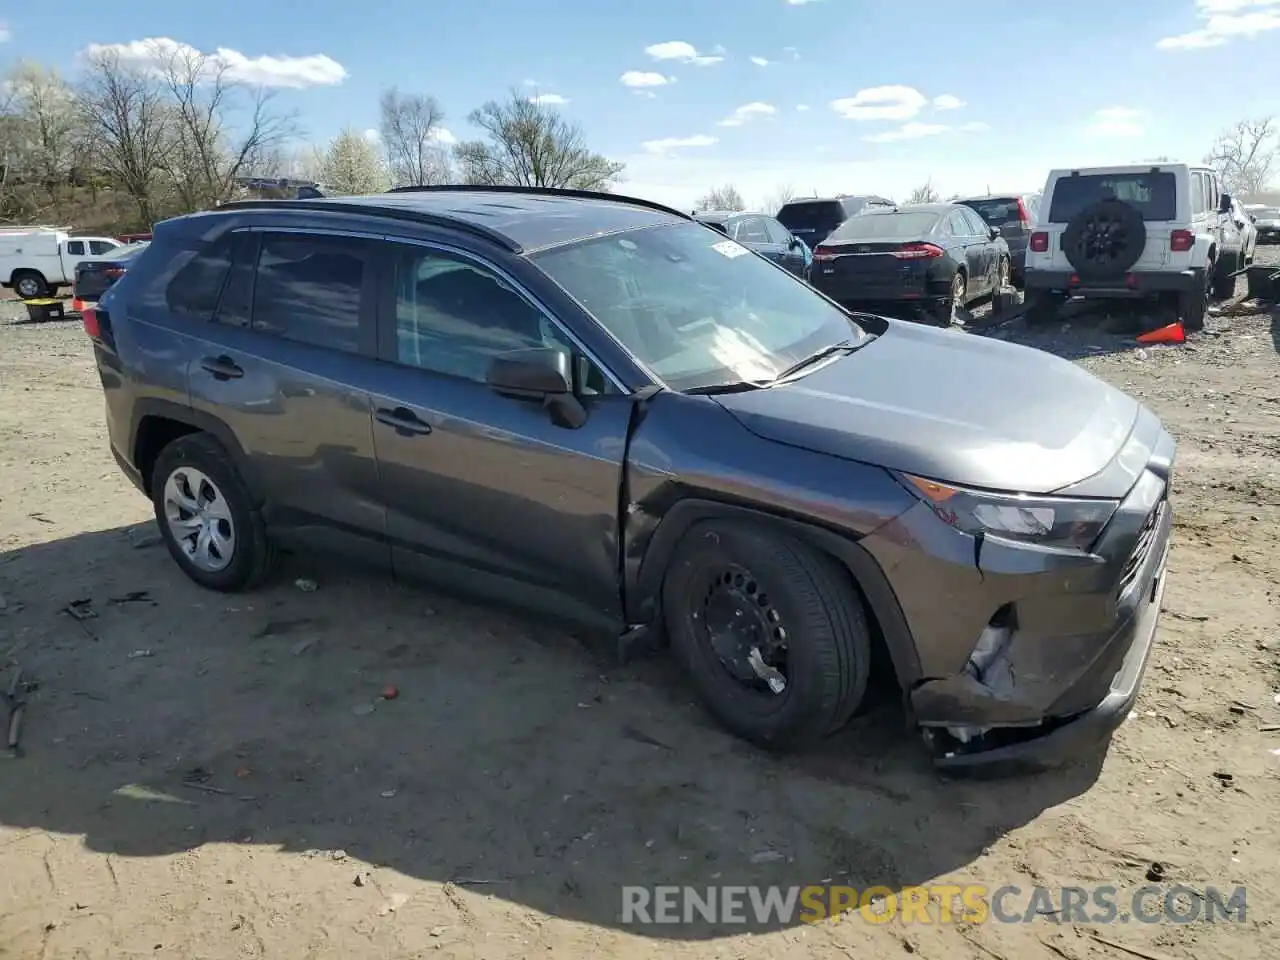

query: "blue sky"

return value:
[3, 0, 1279, 208]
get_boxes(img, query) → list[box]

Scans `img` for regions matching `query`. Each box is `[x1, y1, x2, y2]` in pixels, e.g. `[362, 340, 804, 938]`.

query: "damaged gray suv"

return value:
[86, 186, 1174, 771]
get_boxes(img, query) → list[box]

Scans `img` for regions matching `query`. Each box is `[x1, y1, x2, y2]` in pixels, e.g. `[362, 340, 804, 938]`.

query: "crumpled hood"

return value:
[713, 320, 1141, 495]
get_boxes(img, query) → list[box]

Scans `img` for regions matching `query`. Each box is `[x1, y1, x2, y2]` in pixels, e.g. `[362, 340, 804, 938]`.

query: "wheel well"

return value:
[134, 416, 201, 494]
[10, 268, 46, 284]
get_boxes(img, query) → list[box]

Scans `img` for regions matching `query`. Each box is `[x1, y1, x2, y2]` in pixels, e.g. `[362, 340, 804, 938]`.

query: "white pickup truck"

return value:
[0, 227, 125, 298]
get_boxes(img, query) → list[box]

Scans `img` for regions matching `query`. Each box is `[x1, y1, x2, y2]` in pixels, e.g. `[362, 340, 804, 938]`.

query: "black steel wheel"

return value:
[662, 520, 871, 748]
[1062, 199, 1147, 280]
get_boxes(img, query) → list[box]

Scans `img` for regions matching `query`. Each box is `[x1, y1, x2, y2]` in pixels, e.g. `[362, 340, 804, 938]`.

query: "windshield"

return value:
[1048, 173, 1177, 222]
[530, 221, 868, 392]
[777, 201, 844, 231]
[828, 212, 939, 241]
[961, 198, 1020, 225]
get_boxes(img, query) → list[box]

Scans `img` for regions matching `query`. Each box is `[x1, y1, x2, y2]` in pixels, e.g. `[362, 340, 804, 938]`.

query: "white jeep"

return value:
[1022, 163, 1236, 330]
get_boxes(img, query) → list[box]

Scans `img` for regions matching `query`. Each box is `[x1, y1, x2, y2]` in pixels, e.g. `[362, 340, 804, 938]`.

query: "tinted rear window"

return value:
[827, 212, 939, 241]
[960, 198, 1021, 225]
[1047, 173, 1177, 222]
[777, 201, 846, 231]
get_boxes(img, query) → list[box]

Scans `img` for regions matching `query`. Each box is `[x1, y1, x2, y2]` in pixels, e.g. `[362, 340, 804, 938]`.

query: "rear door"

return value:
[763, 217, 806, 275]
[180, 228, 389, 566]
[957, 207, 999, 292]
[946, 210, 987, 293]
[734, 216, 783, 264]
[367, 239, 632, 626]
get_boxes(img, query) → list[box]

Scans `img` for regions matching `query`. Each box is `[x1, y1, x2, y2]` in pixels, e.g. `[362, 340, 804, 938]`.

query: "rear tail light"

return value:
[82, 306, 100, 339]
[1170, 229, 1194, 252]
[1029, 231, 1049, 253]
[813, 246, 837, 262]
[1016, 197, 1032, 226]
[892, 242, 944, 260]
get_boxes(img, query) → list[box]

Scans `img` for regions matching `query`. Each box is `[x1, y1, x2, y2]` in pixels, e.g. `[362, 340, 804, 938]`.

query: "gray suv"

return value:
[85, 186, 1175, 772]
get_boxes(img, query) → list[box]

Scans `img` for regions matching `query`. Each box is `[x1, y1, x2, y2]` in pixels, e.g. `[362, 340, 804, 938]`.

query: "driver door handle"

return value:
[199, 355, 243, 380]
[375, 406, 432, 436]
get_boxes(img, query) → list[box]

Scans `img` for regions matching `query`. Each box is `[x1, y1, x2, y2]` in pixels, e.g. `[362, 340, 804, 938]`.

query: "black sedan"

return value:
[694, 210, 810, 277]
[809, 203, 1009, 324]
[73, 241, 149, 306]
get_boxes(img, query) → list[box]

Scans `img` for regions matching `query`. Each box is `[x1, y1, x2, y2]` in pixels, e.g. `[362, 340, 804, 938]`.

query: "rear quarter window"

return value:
[1047, 172, 1178, 222]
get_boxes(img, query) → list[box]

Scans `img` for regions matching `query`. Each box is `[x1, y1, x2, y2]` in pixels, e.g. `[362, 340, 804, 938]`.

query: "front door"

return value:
[179, 228, 389, 566]
[367, 241, 632, 627]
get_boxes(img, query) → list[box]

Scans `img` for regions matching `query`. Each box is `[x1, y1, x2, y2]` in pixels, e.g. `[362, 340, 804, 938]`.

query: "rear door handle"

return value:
[199, 355, 243, 380]
[375, 406, 432, 436]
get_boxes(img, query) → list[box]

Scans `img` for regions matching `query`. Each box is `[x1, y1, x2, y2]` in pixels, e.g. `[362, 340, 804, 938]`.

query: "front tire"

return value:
[661, 520, 872, 749]
[13, 271, 49, 299]
[151, 433, 276, 592]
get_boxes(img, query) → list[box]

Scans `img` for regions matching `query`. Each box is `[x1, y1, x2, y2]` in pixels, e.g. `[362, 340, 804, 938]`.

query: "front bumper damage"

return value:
[860, 423, 1176, 773]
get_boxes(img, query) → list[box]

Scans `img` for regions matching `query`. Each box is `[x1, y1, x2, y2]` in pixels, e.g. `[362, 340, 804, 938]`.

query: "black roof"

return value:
[216, 186, 691, 254]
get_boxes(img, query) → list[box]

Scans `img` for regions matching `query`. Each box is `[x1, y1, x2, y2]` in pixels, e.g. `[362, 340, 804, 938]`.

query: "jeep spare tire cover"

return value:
[1061, 198, 1147, 279]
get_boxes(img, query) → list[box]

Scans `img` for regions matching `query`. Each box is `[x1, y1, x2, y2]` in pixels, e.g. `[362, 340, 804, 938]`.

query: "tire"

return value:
[933, 271, 966, 326]
[1211, 251, 1238, 300]
[150, 433, 276, 592]
[661, 520, 872, 749]
[996, 256, 1010, 292]
[1061, 199, 1146, 280]
[12, 271, 49, 299]
[1178, 267, 1210, 332]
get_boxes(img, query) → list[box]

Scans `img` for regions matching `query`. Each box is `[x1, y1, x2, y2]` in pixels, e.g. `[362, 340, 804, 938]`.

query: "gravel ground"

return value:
[1, 250, 1278, 960]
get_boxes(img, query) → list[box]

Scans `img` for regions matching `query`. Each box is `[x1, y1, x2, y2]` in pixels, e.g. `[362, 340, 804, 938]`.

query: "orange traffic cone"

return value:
[1136, 320, 1185, 345]
[71, 298, 85, 314]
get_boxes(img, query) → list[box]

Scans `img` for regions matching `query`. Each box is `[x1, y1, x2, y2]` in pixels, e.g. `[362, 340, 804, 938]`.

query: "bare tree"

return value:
[697, 184, 745, 211]
[379, 87, 452, 187]
[906, 178, 940, 204]
[75, 49, 174, 225]
[1206, 117, 1277, 197]
[454, 90, 623, 190]
[319, 128, 390, 196]
[152, 43, 297, 211]
[7, 62, 80, 203]
[759, 183, 796, 215]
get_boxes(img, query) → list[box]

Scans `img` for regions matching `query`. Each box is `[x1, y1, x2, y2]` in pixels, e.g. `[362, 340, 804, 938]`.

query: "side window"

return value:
[736, 217, 770, 243]
[89, 240, 116, 255]
[959, 208, 988, 236]
[937, 215, 955, 238]
[762, 218, 792, 245]
[214, 232, 257, 329]
[1191, 173, 1206, 217]
[66, 240, 85, 256]
[251, 233, 368, 353]
[166, 234, 236, 320]
[946, 211, 971, 237]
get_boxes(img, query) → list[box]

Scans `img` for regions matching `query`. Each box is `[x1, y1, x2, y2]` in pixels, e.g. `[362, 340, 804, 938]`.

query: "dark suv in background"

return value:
[957, 193, 1040, 287]
[776, 194, 895, 249]
[84, 186, 1175, 773]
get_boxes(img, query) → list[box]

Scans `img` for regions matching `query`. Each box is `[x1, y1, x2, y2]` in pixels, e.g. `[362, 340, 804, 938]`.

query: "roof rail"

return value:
[384, 183, 694, 221]
[209, 197, 523, 252]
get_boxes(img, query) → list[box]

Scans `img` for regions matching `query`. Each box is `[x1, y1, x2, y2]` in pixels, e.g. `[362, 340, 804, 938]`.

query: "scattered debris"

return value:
[2, 664, 27, 758]
[109, 590, 155, 606]
[354, 872, 371, 887]
[352, 703, 376, 717]
[1212, 771, 1234, 783]
[381, 684, 399, 701]
[290, 638, 317, 656]
[1231, 700, 1257, 711]
[377, 893, 409, 916]
[1145, 862, 1166, 882]
[180, 781, 231, 796]
[64, 599, 97, 621]
[28, 512, 54, 524]
[380, 789, 397, 798]
[294, 578, 318, 593]
[112, 783, 195, 805]
[127, 649, 154, 660]
[749, 850, 785, 864]
[256, 618, 317, 639]
[235, 766, 252, 779]
[1089, 932, 1177, 960]
[1258, 724, 1280, 733]
[620, 724, 672, 751]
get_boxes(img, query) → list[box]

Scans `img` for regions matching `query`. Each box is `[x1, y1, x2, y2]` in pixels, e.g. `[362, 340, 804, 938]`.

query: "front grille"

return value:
[1118, 503, 1162, 596]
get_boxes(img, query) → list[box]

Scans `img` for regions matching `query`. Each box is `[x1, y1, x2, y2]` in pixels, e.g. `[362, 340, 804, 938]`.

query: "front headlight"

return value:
[895, 472, 1118, 551]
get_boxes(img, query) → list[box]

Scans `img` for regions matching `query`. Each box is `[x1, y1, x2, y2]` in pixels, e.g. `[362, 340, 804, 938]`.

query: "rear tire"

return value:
[12, 271, 49, 299]
[1210, 252, 1238, 300]
[933, 271, 966, 326]
[151, 433, 277, 592]
[1179, 267, 1210, 332]
[662, 520, 872, 749]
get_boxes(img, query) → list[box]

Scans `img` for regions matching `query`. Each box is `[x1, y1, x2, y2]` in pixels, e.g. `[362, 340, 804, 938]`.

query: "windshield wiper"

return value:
[685, 380, 769, 395]
[770, 337, 868, 383]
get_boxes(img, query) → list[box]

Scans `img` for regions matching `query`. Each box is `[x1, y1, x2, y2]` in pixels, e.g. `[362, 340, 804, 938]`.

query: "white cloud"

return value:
[933, 93, 965, 110]
[958, 121, 991, 133]
[644, 40, 724, 66]
[1086, 106, 1144, 137]
[1157, 0, 1280, 48]
[750, 56, 770, 66]
[643, 134, 718, 155]
[718, 102, 777, 127]
[786, 0, 822, 5]
[863, 122, 951, 144]
[531, 93, 570, 105]
[82, 37, 347, 88]
[796, 104, 811, 112]
[522, 78, 539, 86]
[782, 46, 801, 59]
[0, 22, 10, 43]
[431, 127, 458, 145]
[620, 70, 674, 88]
[831, 85, 928, 121]
[363, 128, 380, 142]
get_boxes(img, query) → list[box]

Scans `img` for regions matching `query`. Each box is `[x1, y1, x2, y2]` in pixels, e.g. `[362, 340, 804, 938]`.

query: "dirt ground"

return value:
[2, 254, 1279, 960]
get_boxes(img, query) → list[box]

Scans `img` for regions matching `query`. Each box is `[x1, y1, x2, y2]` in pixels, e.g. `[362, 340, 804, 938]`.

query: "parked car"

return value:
[86, 185, 1175, 771]
[1251, 206, 1280, 244]
[775, 194, 895, 249]
[1023, 163, 1233, 330]
[117, 232, 153, 244]
[956, 193, 1039, 288]
[73, 241, 150, 306]
[0, 227, 125, 298]
[809, 203, 1009, 325]
[693, 210, 809, 277]
[1221, 198, 1257, 274]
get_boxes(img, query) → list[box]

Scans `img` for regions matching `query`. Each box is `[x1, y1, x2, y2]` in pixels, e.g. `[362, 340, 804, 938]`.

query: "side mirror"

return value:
[989, 226, 1001, 240]
[1218, 194, 1233, 214]
[487, 347, 572, 398]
